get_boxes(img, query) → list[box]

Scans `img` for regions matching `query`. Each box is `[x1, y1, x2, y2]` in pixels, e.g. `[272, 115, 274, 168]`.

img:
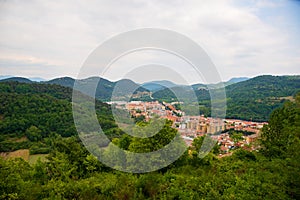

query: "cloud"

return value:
[0, 0, 299, 83]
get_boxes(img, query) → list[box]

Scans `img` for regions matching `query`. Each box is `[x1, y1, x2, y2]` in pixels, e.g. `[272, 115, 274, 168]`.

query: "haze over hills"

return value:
[142, 80, 179, 92]
[0, 76, 249, 87]
[0, 74, 299, 121]
[0, 76, 148, 101]
[45, 76, 149, 101]
[0, 76, 216, 97]
[0, 77, 33, 83]
[0, 75, 13, 80]
[46, 77, 75, 88]
[227, 77, 249, 84]
[0, 76, 47, 82]
[142, 77, 250, 92]
[0, 75, 251, 98]
[28, 77, 47, 82]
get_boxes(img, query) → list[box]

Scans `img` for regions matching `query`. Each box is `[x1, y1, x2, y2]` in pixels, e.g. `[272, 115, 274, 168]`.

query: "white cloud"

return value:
[0, 0, 299, 82]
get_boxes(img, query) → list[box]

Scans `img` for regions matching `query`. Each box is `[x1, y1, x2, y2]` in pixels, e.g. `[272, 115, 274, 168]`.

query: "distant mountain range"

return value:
[142, 77, 250, 92]
[1, 75, 299, 121]
[0, 76, 148, 101]
[142, 80, 178, 92]
[0, 75, 250, 98]
[0, 76, 47, 82]
[227, 77, 249, 84]
[0, 77, 33, 83]
[151, 75, 300, 121]
[29, 77, 47, 82]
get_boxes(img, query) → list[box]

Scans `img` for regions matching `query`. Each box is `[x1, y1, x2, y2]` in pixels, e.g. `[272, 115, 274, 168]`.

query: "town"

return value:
[108, 100, 268, 156]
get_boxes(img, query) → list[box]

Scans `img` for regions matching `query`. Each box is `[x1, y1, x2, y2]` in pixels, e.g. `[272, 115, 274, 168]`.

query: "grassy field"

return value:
[0, 149, 48, 164]
[28, 154, 48, 164]
[3, 149, 30, 161]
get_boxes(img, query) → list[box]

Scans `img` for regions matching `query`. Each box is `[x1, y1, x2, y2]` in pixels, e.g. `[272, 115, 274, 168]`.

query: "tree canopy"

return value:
[0, 82, 299, 199]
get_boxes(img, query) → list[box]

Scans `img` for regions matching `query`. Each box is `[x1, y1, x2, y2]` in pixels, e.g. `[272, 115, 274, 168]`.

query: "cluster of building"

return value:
[211, 132, 260, 155]
[178, 117, 267, 139]
[108, 100, 183, 121]
[177, 116, 265, 154]
[108, 101, 267, 155]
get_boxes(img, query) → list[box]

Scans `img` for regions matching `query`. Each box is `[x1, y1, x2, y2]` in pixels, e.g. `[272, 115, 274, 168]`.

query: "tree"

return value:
[192, 135, 220, 155]
[230, 132, 243, 143]
[26, 126, 42, 142]
[260, 93, 300, 158]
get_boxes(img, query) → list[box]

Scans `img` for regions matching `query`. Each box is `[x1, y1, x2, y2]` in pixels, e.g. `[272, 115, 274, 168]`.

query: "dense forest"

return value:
[0, 82, 121, 153]
[152, 75, 300, 121]
[1, 75, 299, 121]
[0, 80, 299, 199]
[225, 75, 300, 121]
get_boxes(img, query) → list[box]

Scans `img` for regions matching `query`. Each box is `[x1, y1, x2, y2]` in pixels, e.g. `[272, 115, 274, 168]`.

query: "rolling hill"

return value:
[0, 76, 150, 101]
[151, 75, 300, 121]
[1, 75, 299, 121]
[224, 75, 300, 121]
[142, 80, 178, 92]
[227, 77, 249, 84]
[0, 77, 33, 83]
[46, 77, 149, 101]
[0, 81, 118, 152]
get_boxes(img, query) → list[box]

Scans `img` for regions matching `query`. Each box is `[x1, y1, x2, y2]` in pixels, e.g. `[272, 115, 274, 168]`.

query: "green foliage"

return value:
[151, 75, 300, 121]
[0, 82, 119, 152]
[118, 134, 132, 150]
[1, 129, 300, 199]
[260, 93, 300, 158]
[230, 131, 244, 143]
[0, 83, 300, 199]
[232, 149, 256, 161]
[128, 120, 177, 153]
[225, 75, 300, 121]
[133, 115, 146, 123]
[29, 142, 50, 154]
[26, 126, 42, 142]
[192, 135, 220, 155]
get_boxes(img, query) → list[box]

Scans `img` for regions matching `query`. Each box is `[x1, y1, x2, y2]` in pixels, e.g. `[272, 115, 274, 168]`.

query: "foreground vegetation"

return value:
[0, 82, 299, 199]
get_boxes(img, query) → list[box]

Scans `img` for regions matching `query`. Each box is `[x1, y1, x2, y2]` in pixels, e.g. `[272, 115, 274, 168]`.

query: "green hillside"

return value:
[225, 75, 300, 121]
[1, 75, 299, 121]
[46, 77, 149, 101]
[152, 75, 300, 121]
[0, 82, 120, 153]
[0, 92, 299, 199]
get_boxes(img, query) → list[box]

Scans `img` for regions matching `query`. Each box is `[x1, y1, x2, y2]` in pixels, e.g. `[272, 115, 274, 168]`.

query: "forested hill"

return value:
[0, 81, 74, 101]
[225, 75, 300, 99]
[0, 76, 150, 101]
[46, 77, 149, 101]
[225, 75, 300, 121]
[0, 82, 120, 153]
[153, 75, 300, 121]
[1, 75, 299, 121]
[0, 90, 299, 199]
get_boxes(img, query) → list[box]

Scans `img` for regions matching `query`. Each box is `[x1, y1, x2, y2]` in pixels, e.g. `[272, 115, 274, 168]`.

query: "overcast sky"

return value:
[0, 0, 299, 84]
